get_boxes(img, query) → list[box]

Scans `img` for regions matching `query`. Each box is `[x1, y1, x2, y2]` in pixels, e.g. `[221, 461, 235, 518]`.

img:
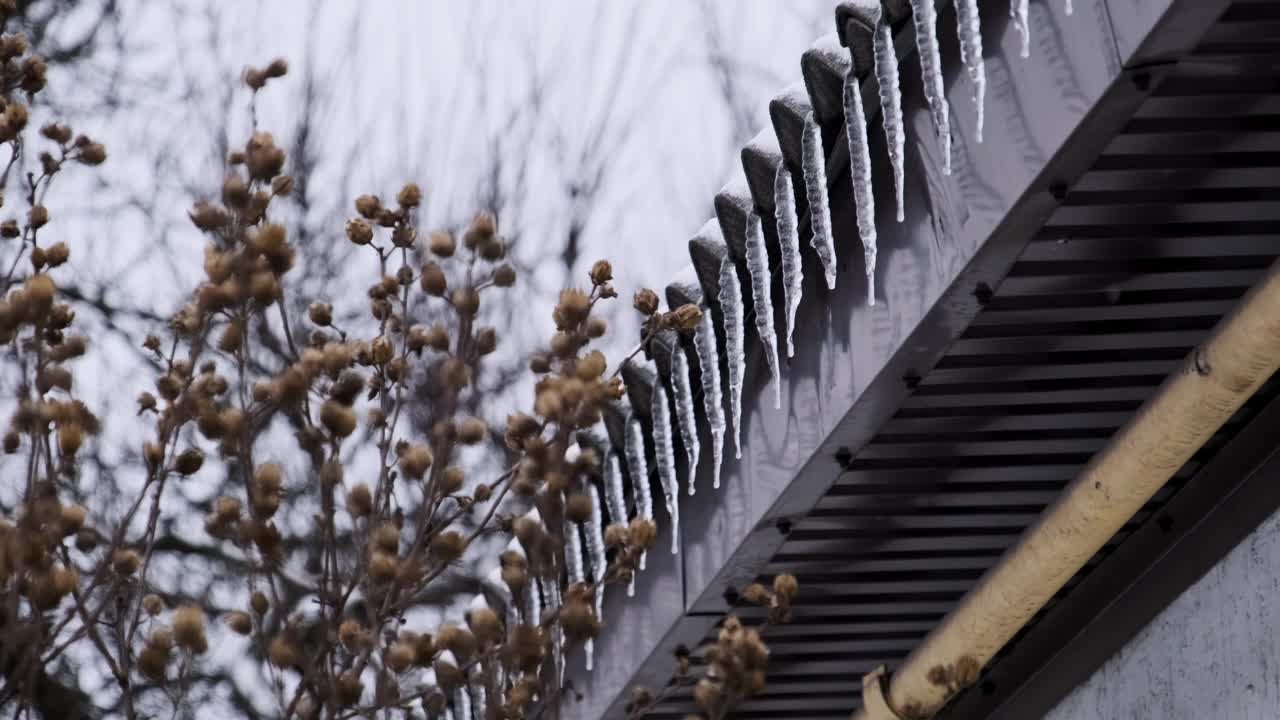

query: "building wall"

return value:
[1047, 506, 1280, 720]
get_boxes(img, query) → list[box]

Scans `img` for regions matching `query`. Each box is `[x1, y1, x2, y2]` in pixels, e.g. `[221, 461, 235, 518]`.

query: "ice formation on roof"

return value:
[693, 307, 726, 489]
[776, 166, 804, 359]
[802, 112, 838, 290]
[670, 342, 700, 492]
[744, 210, 782, 408]
[718, 257, 746, 459]
[955, 0, 986, 142]
[873, 11, 906, 221]
[910, 0, 953, 175]
[844, 60, 879, 306]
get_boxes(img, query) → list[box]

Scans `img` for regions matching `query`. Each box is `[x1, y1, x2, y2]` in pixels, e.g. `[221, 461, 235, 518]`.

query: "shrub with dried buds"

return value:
[0, 28, 794, 720]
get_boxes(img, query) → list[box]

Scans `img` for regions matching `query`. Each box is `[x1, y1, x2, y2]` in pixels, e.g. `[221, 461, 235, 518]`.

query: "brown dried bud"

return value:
[142, 594, 164, 616]
[175, 448, 204, 475]
[112, 549, 141, 576]
[398, 443, 433, 479]
[391, 225, 416, 248]
[60, 504, 86, 535]
[586, 315, 608, 338]
[386, 642, 415, 673]
[772, 573, 798, 602]
[346, 483, 372, 517]
[74, 528, 97, 552]
[671, 304, 703, 333]
[339, 620, 366, 652]
[603, 523, 628, 548]
[428, 230, 455, 257]
[265, 57, 288, 78]
[28, 204, 48, 228]
[0, 220, 19, 238]
[441, 466, 465, 495]
[451, 287, 479, 316]
[590, 259, 613, 285]
[251, 591, 270, 617]
[225, 611, 253, 635]
[268, 635, 299, 668]
[78, 142, 106, 166]
[493, 263, 516, 287]
[368, 551, 397, 582]
[457, 416, 486, 445]
[476, 326, 497, 355]
[354, 194, 381, 219]
[463, 212, 496, 249]
[243, 67, 267, 90]
[308, 302, 332, 326]
[566, 493, 594, 524]
[396, 182, 422, 207]
[336, 671, 362, 706]
[629, 517, 658, 550]
[320, 400, 357, 437]
[345, 218, 373, 245]
[633, 288, 659, 316]
[271, 174, 294, 196]
[430, 530, 466, 563]
[420, 261, 447, 296]
[742, 583, 772, 606]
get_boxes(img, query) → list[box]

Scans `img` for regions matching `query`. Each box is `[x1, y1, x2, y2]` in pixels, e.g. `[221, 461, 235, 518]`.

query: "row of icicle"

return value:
[442, 3, 1068, 713]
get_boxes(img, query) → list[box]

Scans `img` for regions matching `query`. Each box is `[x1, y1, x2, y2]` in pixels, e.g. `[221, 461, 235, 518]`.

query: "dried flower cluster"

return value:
[626, 575, 797, 720]
[0, 32, 677, 720]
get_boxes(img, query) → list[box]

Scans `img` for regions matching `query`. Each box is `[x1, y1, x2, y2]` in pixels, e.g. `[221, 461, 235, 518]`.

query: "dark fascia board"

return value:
[562, 1, 1224, 718]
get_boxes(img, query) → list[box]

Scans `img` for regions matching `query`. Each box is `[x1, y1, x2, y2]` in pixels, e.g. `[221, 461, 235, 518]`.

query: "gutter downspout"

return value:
[854, 260, 1280, 720]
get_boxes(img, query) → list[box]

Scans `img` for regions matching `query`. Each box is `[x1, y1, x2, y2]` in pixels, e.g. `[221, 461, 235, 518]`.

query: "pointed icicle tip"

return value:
[718, 257, 746, 459]
[650, 375, 680, 555]
[955, 0, 986, 144]
[775, 165, 803, 359]
[910, 0, 952, 175]
[1012, 0, 1031, 58]
[802, 112, 838, 289]
[743, 210, 782, 410]
[873, 11, 906, 222]
[693, 306, 726, 490]
[670, 343, 700, 495]
[844, 58, 879, 312]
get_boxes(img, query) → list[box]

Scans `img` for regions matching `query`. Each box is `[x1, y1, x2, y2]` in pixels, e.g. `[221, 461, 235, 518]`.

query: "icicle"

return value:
[565, 518, 585, 586]
[744, 211, 782, 408]
[775, 166, 804, 358]
[453, 682, 472, 720]
[506, 538, 539, 623]
[802, 113, 837, 290]
[843, 62, 879, 307]
[693, 309, 725, 489]
[624, 415, 653, 573]
[1012, 0, 1030, 58]
[485, 567, 518, 631]
[1065, 0, 1073, 15]
[955, 0, 986, 143]
[583, 483, 606, 671]
[541, 577, 564, 690]
[443, 707, 455, 720]
[670, 344, 700, 494]
[718, 258, 746, 459]
[604, 450, 628, 528]
[651, 381, 679, 554]
[470, 684, 487, 720]
[910, 0, 953, 175]
[874, 14, 906, 221]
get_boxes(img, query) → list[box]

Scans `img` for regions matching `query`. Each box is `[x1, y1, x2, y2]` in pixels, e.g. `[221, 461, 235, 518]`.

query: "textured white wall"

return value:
[1048, 506, 1280, 720]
